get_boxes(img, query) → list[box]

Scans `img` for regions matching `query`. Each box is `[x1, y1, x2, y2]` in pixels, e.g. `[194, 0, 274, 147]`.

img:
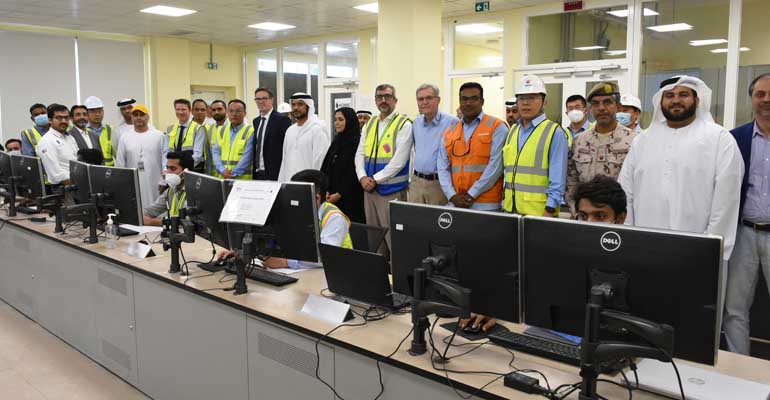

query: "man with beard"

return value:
[37, 104, 78, 185]
[116, 105, 167, 207]
[619, 75, 743, 261]
[277, 93, 330, 182]
[206, 100, 228, 175]
[505, 98, 519, 128]
[114, 98, 136, 152]
[67, 105, 102, 154]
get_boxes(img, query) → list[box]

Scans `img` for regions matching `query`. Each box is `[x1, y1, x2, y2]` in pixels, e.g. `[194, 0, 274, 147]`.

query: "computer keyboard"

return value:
[488, 331, 626, 374]
[226, 265, 298, 287]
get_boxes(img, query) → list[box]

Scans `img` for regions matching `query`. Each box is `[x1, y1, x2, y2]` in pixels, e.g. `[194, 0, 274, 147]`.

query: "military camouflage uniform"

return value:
[566, 123, 636, 211]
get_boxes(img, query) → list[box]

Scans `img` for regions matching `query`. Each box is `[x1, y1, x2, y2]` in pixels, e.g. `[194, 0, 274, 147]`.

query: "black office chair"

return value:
[349, 222, 388, 253]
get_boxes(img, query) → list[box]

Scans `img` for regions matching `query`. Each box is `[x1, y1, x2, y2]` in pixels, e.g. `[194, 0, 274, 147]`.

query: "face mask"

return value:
[164, 173, 181, 188]
[616, 112, 632, 127]
[34, 114, 49, 127]
[566, 109, 584, 124]
[8, 150, 21, 156]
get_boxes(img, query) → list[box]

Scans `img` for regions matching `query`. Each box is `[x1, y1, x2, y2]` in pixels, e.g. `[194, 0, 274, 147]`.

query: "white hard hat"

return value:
[620, 94, 642, 112]
[516, 75, 547, 96]
[277, 102, 291, 113]
[84, 96, 104, 109]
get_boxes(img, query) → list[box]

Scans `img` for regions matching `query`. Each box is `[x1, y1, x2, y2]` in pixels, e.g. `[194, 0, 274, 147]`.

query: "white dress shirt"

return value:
[254, 108, 273, 171]
[37, 128, 79, 184]
[618, 118, 744, 259]
[354, 111, 414, 183]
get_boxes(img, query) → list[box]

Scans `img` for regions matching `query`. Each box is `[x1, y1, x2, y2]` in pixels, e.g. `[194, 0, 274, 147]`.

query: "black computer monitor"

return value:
[88, 164, 143, 226]
[390, 201, 520, 323]
[0, 151, 12, 185]
[522, 217, 722, 365]
[69, 160, 91, 204]
[183, 171, 230, 249]
[226, 181, 321, 263]
[10, 154, 45, 199]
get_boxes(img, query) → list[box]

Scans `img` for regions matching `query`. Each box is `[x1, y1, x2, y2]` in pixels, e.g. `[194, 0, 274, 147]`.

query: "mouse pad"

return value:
[440, 321, 509, 342]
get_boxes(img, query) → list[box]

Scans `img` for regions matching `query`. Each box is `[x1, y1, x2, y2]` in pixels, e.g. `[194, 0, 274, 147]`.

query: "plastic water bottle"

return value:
[105, 213, 118, 249]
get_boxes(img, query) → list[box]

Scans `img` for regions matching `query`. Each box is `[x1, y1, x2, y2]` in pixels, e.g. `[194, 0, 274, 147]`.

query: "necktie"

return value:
[176, 125, 186, 151]
[255, 117, 266, 170]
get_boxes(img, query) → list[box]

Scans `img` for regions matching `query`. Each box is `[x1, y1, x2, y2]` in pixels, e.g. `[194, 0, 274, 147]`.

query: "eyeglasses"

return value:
[254, 97, 270, 101]
[417, 95, 437, 103]
[516, 94, 541, 103]
[52, 115, 70, 121]
[375, 94, 394, 101]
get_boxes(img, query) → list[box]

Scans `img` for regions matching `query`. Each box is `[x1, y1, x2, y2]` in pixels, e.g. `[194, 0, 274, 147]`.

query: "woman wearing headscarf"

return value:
[321, 107, 365, 223]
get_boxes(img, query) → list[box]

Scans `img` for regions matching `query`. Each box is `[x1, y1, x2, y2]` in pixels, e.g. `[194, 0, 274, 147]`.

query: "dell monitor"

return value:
[184, 171, 230, 249]
[10, 154, 46, 199]
[88, 164, 143, 226]
[0, 151, 12, 185]
[390, 201, 520, 323]
[522, 217, 722, 365]
[69, 160, 91, 204]
[226, 181, 321, 263]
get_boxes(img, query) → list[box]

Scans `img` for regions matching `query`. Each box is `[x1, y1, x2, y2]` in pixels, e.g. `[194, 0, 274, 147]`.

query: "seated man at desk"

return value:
[460, 175, 627, 333]
[572, 174, 627, 224]
[142, 151, 192, 226]
[218, 169, 352, 269]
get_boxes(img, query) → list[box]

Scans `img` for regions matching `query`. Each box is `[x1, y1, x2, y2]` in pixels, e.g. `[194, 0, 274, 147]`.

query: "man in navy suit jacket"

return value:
[725, 73, 770, 355]
[252, 87, 291, 180]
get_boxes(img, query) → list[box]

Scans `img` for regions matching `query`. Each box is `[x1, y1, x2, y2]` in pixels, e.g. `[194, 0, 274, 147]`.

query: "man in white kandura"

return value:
[618, 76, 744, 320]
[277, 92, 330, 182]
[115, 104, 167, 208]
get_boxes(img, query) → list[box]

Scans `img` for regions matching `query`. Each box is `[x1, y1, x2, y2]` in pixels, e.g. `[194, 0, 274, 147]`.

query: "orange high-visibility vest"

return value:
[443, 114, 504, 205]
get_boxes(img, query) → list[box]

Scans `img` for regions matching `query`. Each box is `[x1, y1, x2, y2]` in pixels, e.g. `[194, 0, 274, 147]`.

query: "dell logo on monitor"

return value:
[600, 231, 621, 252]
[437, 212, 453, 230]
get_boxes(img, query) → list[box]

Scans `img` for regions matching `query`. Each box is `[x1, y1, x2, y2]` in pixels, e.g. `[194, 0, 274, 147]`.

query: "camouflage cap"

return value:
[587, 81, 620, 101]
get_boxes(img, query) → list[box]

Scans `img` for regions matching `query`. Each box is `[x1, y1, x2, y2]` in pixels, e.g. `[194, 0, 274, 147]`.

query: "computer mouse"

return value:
[463, 324, 483, 334]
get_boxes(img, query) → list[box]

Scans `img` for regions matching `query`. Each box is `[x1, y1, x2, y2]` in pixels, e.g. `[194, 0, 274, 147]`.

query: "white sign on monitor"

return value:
[219, 180, 281, 226]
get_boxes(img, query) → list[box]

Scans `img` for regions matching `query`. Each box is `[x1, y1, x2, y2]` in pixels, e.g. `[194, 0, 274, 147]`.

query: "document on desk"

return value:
[219, 180, 281, 226]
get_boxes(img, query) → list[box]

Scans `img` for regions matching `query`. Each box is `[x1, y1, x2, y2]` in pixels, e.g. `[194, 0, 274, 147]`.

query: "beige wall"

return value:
[150, 38, 243, 128]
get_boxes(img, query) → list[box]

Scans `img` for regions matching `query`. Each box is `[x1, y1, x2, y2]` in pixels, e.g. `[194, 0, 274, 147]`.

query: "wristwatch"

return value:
[545, 206, 556, 214]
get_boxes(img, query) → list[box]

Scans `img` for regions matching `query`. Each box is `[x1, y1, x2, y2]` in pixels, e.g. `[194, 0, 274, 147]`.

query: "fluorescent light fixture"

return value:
[326, 45, 348, 53]
[604, 50, 627, 56]
[353, 3, 379, 13]
[140, 5, 196, 17]
[710, 47, 750, 53]
[689, 39, 727, 46]
[607, 8, 659, 17]
[573, 46, 606, 51]
[455, 23, 503, 34]
[248, 22, 295, 31]
[647, 23, 693, 32]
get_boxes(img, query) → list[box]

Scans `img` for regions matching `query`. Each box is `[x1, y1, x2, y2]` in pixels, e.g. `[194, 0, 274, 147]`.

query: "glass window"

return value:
[639, 0, 729, 126]
[256, 49, 277, 95]
[528, 7, 628, 65]
[326, 39, 359, 79]
[736, 0, 770, 127]
[453, 21, 504, 70]
[283, 45, 319, 107]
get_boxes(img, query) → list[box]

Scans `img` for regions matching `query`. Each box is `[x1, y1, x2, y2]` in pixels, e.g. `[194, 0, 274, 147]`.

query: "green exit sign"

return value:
[475, 1, 490, 12]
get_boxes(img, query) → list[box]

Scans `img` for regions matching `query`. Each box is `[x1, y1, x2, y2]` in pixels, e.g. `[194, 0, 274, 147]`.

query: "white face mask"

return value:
[164, 173, 181, 188]
[567, 109, 585, 124]
[7, 150, 21, 156]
